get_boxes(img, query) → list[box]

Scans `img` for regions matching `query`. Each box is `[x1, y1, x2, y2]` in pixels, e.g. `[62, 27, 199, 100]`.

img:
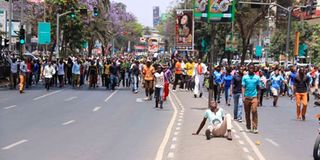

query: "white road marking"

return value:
[232, 129, 236, 133]
[33, 90, 62, 101]
[154, 94, 178, 160]
[172, 137, 177, 142]
[181, 110, 185, 113]
[243, 147, 249, 153]
[177, 122, 182, 126]
[65, 96, 77, 101]
[174, 132, 179, 136]
[176, 127, 181, 131]
[233, 122, 266, 160]
[136, 98, 143, 103]
[248, 155, 255, 160]
[2, 139, 28, 150]
[62, 120, 75, 126]
[239, 140, 245, 145]
[104, 91, 118, 102]
[234, 134, 240, 139]
[167, 152, 174, 159]
[265, 138, 280, 147]
[93, 106, 102, 112]
[178, 119, 183, 122]
[179, 115, 183, 118]
[170, 144, 176, 149]
[179, 112, 184, 115]
[4, 105, 16, 110]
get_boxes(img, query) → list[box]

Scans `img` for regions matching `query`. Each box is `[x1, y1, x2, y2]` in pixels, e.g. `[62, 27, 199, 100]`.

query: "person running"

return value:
[259, 71, 267, 106]
[223, 67, 233, 106]
[288, 66, 297, 99]
[242, 65, 260, 134]
[43, 61, 56, 91]
[57, 59, 65, 88]
[231, 69, 243, 122]
[72, 59, 81, 88]
[213, 66, 223, 103]
[163, 64, 172, 101]
[192, 101, 232, 141]
[193, 59, 207, 98]
[88, 61, 98, 89]
[131, 60, 140, 93]
[110, 61, 119, 91]
[294, 68, 311, 121]
[173, 58, 183, 91]
[19, 59, 27, 94]
[185, 59, 195, 91]
[154, 65, 164, 109]
[270, 68, 284, 107]
[104, 60, 111, 90]
[143, 60, 155, 100]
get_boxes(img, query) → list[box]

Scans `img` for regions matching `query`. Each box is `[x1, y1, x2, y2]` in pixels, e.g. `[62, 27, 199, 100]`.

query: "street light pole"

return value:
[8, 0, 12, 51]
[285, 7, 292, 67]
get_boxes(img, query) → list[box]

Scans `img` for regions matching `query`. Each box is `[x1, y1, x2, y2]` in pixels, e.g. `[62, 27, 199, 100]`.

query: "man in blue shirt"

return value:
[270, 68, 284, 107]
[242, 65, 260, 134]
[213, 66, 223, 103]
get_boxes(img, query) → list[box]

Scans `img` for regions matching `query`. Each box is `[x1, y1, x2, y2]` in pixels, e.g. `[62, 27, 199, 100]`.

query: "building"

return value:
[153, 6, 160, 27]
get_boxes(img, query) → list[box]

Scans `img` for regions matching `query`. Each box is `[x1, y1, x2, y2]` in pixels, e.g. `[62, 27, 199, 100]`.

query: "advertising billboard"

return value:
[194, 0, 235, 23]
[175, 10, 193, 50]
[194, 0, 209, 20]
[148, 38, 159, 53]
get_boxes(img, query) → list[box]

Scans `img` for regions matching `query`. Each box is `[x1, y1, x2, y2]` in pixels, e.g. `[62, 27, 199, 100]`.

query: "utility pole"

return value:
[8, 0, 12, 51]
[20, 0, 25, 55]
[208, 24, 216, 106]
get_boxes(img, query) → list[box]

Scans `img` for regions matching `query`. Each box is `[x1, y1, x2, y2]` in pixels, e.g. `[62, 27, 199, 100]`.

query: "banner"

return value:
[194, 0, 209, 19]
[208, 0, 235, 22]
[148, 38, 159, 53]
[175, 10, 194, 50]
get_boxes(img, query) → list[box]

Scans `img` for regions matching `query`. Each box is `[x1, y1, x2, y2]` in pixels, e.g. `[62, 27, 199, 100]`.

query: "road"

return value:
[0, 86, 318, 160]
[0, 87, 173, 160]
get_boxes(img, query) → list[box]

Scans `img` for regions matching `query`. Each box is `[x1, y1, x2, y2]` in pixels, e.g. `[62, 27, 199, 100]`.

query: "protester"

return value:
[193, 59, 207, 98]
[43, 61, 56, 91]
[242, 65, 260, 134]
[88, 60, 98, 89]
[213, 66, 223, 103]
[192, 101, 232, 141]
[143, 60, 155, 100]
[270, 68, 284, 107]
[154, 65, 164, 109]
[294, 68, 311, 121]
[223, 67, 233, 106]
[173, 58, 183, 91]
[231, 69, 243, 122]
[57, 59, 65, 88]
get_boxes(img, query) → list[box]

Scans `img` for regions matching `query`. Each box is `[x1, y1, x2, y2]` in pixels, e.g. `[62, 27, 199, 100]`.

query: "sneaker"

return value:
[194, 94, 197, 98]
[252, 129, 259, 134]
[227, 131, 233, 141]
[200, 93, 203, 98]
[302, 115, 306, 121]
[205, 129, 211, 140]
[172, 89, 176, 92]
[237, 119, 243, 123]
[245, 128, 251, 132]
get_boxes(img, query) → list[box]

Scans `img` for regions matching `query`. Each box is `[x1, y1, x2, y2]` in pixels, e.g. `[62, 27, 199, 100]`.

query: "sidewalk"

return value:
[167, 90, 254, 160]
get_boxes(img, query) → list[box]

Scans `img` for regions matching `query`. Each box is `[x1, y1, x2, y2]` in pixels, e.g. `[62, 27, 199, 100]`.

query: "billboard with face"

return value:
[175, 11, 193, 49]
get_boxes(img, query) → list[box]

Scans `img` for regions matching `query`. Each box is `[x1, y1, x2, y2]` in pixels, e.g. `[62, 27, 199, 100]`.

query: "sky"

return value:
[113, 0, 174, 27]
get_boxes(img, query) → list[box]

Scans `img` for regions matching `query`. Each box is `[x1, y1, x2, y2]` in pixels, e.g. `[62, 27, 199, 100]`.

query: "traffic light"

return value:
[93, 7, 99, 17]
[19, 28, 25, 45]
[70, 8, 76, 19]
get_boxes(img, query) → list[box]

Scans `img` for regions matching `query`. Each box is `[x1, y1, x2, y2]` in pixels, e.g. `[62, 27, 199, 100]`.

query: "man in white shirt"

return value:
[43, 61, 56, 91]
[154, 65, 164, 109]
[193, 59, 207, 98]
[192, 101, 233, 140]
[9, 58, 18, 89]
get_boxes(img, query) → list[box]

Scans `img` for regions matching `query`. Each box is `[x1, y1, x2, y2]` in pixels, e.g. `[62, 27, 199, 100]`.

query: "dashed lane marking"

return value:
[239, 140, 245, 145]
[154, 94, 178, 160]
[176, 127, 181, 131]
[248, 155, 255, 160]
[93, 106, 102, 112]
[65, 96, 78, 101]
[233, 121, 266, 160]
[234, 134, 240, 139]
[2, 139, 28, 150]
[265, 138, 280, 147]
[104, 91, 118, 102]
[177, 122, 182, 126]
[167, 152, 174, 159]
[136, 98, 143, 103]
[243, 147, 249, 153]
[174, 132, 179, 136]
[33, 90, 63, 101]
[170, 144, 176, 149]
[4, 105, 17, 110]
[62, 120, 75, 126]
[172, 137, 177, 142]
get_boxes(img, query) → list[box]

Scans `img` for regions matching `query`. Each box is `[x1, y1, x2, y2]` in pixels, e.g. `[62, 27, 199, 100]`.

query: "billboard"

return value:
[153, 6, 160, 27]
[148, 38, 159, 53]
[194, 0, 235, 22]
[175, 10, 193, 50]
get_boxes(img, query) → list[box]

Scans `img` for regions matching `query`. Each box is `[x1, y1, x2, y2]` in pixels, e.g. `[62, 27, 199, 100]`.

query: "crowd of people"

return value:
[5, 53, 320, 140]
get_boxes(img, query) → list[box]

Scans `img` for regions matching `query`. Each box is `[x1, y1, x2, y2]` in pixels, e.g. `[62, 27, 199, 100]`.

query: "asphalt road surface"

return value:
[0, 87, 173, 160]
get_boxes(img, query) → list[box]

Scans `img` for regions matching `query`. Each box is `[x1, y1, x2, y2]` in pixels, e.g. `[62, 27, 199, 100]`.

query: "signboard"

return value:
[194, 0, 235, 22]
[175, 10, 194, 50]
[6, 20, 20, 37]
[38, 22, 51, 44]
[148, 38, 159, 53]
[299, 43, 308, 56]
[255, 45, 262, 57]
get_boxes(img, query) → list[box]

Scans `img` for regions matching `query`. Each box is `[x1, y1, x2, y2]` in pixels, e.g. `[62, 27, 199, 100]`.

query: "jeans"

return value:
[132, 74, 139, 92]
[213, 84, 221, 102]
[224, 86, 231, 103]
[155, 87, 164, 108]
[110, 74, 118, 90]
[233, 93, 243, 120]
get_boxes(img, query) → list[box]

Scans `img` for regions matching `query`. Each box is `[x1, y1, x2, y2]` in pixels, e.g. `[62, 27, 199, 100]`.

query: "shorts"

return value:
[271, 87, 280, 96]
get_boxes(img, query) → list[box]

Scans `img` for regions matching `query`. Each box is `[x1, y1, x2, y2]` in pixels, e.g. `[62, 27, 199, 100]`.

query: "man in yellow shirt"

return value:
[104, 60, 111, 90]
[143, 60, 155, 100]
[185, 59, 195, 91]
